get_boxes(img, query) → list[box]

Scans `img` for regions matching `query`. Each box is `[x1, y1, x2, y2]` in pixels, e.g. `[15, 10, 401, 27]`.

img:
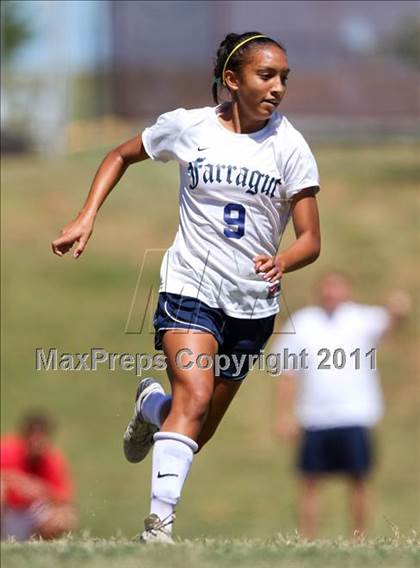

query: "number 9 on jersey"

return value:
[223, 203, 245, 239]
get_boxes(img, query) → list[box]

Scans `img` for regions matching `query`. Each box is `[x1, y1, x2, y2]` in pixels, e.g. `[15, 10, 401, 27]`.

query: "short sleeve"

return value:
[283, 133, 320, 199]
[141, 108, 188, 163]
[360, 306, 391, 343]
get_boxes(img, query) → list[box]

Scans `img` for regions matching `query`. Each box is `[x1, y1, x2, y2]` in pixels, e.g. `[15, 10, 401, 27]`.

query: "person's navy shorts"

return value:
[153, 292, 275, 380]
[298, 426, 373, 476]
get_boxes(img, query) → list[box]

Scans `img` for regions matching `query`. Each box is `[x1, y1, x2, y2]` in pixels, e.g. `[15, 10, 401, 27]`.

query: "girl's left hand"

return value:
[253, 254, 285, 293]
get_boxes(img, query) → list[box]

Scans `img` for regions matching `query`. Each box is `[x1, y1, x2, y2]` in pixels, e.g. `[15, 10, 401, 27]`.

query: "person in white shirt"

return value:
[272, 271, 411, 539]
[51, 31, 321, 542]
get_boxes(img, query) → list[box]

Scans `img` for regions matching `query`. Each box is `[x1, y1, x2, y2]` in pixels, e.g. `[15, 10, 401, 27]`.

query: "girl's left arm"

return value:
[254, 188, 320, 288]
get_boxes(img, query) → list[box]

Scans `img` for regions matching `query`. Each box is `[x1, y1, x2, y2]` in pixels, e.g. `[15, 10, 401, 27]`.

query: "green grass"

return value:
[2, 535, 420, 568]
[1, 141, 419, 546]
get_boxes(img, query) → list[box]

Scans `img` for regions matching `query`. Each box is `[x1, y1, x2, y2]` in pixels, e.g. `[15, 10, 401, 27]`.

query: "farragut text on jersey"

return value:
[187, 156, 282, 198]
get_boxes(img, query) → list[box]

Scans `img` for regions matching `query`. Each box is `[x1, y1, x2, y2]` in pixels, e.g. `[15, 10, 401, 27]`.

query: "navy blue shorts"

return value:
[153, 292, 275, 381]
[298, 426, 373, 476]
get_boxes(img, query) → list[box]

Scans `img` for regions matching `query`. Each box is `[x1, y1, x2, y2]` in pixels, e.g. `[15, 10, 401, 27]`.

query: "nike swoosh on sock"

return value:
[157, 472, 179, 478]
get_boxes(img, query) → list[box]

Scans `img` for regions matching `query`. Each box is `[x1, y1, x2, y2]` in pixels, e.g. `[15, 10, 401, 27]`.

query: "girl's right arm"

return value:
[51, 135, 149, 258]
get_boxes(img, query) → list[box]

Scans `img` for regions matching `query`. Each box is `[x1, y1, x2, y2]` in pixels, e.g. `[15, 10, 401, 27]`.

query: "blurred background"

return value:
[1, 0, 419, 539]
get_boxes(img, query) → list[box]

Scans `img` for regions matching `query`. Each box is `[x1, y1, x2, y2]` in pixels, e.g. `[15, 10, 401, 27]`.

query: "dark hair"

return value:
[19, 410, 55, 437]
[212, 31, 286, 104]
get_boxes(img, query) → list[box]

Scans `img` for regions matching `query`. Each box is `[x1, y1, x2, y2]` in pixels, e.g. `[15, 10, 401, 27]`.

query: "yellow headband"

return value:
[221, 35, 266, 86]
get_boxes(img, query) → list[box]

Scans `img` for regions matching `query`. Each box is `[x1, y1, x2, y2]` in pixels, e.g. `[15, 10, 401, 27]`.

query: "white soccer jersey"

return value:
[142, 105, 320, 318]
[271, 302, 391, 428]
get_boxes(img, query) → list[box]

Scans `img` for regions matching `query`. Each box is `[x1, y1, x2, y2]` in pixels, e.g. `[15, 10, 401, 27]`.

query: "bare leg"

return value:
[154, 332, 242, 447]
[196, 376, 242, 450]
[34, 504, 78, 540]
[298, 475, 320, 540]
[160, 329, 218, 440]
[349, 476, 370, 539]
[141, 330, 243, 536]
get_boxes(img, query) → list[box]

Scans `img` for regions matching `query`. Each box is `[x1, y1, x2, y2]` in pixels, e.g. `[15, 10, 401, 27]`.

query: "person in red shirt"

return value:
[1, 411, 77, 540]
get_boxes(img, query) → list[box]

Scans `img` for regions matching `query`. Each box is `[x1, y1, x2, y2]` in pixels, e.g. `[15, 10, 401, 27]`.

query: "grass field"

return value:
[1, 139, 419, 557]
[2, 534, 420, 568]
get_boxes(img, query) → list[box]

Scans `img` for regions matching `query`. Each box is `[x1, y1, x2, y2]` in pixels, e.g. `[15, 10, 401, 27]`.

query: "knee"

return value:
[350, 476, 368, 490]
[189, 389, 211, 418]
[177, 387, 212, 422]
[36, 504, 78, 539]
[301, 476, 319, 494]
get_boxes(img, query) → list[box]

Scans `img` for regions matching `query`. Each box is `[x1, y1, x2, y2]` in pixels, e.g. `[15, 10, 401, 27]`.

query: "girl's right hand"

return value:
[51, 213, 95, 258]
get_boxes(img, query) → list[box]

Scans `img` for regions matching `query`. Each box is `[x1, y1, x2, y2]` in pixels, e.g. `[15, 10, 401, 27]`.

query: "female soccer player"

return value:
[52, 32, 321, 542]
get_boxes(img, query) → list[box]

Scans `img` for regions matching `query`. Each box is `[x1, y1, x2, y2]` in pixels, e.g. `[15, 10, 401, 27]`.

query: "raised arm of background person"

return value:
[254, 188, 320, 286]
[383, 290, 412, 334]
[273, 371, 300, 444]
[51, 135, 150, 258]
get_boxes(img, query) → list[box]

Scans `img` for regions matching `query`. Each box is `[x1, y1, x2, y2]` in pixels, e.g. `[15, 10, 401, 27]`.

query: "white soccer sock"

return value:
[150, 432, 198, 532]
[139, 392, 172, 428]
